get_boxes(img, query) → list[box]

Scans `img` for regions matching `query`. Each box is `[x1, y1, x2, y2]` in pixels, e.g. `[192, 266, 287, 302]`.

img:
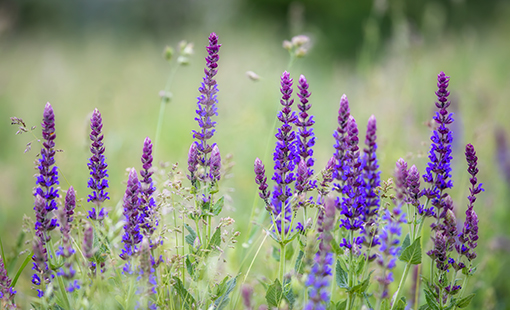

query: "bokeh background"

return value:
[1, 0, 510, 308]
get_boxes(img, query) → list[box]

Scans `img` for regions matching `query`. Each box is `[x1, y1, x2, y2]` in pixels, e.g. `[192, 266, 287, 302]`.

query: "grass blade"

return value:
[11, 251, 32, 287]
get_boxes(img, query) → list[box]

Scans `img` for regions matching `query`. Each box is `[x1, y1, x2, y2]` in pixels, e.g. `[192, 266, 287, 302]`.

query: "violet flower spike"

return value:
[139, 137, 158, 239]
[421, 72, 454, 219]
[1, 255, 17, 308]
[338, 116, 365, 250]
[56, 186, 78, 291]
[120, 168, 143, 260]
[187, 142, 199, 182]
[305, 197, 335, 310]
[295, 74, 316, 193]
[87, 108, 109, 221]
[332, 94, 351, 190]
[83, 224, 95, 260]
[191, 32, 221, 179]
[406, 165, 421, 207]
[34, 102, 59, 242]
[456, 144, 483, 261]
[270, 71, 297, 234]
[361, 115, 381, 249]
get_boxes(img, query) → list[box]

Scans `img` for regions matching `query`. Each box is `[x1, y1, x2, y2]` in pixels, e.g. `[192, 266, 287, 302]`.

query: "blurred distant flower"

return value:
[210, 144, 222, 182]
[0, 255, 16, 308]
[56, 187, 78, 291]
[163, 46, 174, 62]
[283, 35, 312, 59]
[495, 128, 510, 183]
[246, 71, 260, 81]
[87, 108, 109, 221]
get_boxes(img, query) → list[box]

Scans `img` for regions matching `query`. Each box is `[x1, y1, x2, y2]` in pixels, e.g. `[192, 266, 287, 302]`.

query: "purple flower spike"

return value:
[254, 158, 272, 210]
[406, 165, 421, 207]
[120, 168, 143, 260]
[87, 108, 109, 220]
[422, 72, 454, 218]
[271, 71, 298, 234]
[192, 33, 221, 180]
[338, 116, 365, 238]
[1, 255, 17, 308]
[139, 137, 158, 239]
[187, 142, 199, 182]
[456, 144, 483, 261]
[333, 94, 351, 186]
[394, 159, 408, 202]
[210, 144, 221, 182]
[56, 188, 78, 291]
[361, 115, 381, 247]
[295, 74, 316, 193]
[305, 197, 336, 309]
[83, 224, 95, 260]
[35, 102, 59, 241]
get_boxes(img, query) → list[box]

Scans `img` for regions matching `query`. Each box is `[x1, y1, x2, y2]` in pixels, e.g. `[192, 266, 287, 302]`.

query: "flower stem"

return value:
[390, 261, 411, 310]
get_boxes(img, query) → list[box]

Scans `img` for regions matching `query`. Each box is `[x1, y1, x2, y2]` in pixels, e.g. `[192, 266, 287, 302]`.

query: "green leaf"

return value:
[456, 293, 475, 308]
[56, 273, 71, 310]
[266, 278, 284, 308]
[185, 224, 197, 246]
[400, 234, 411, 255]
[356, 255, 365, 276]
[283, 277, 295, 310]
[336, 300, 347, 310]
[214, 276, 237, 310]
[295, 250, 305, 274]
[350, 271, 373, 294]
[424, 289, 440, 310]
[285, 242, 295, 261]
[330, 238, 344, 255]
[394, 297, 406, 310]
[10, 251, 32, 287]
[272, 246, 280, 262]
[335, 260, 349, 289]
[418, 304, 431, 310]
[0, 235, 6, 274]
[380, 299, 390, 310]
[399, 236, 422, 265]
[209, 228, 222, 250]
[173, 276, 196, 310]
[185, 255, 195, 278]
[212, 197, 225, 216]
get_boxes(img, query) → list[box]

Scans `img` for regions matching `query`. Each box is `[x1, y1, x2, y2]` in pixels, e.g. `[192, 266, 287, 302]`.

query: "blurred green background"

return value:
[1, 0, 510, 308]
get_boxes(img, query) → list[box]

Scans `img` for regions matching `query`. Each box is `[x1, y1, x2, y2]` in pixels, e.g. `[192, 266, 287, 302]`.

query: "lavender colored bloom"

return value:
[191, 32, 221, 180]
[83, 224, 95, 259]
[187, 142, 199, 182]
[138, 238, 158, 300]
[332, 94, 351, 188]
[406, 165, 421, 207]
[495, 128, 510, 183]
[422, 72, 454, 218]
[294, 74, 316, 193]
[377, 204, 406, 298]
[139, 137, 158, 239]
[456, 144, 483, 261]
[34, 102, 59, 242]
[271, 71, 298, 234]
[338, 116, 365, 248]
[305, 197, 335, 310]
[394, 159, 408, 202]
[87, 108, 109, 220]
[254, 158, 271, 209]
[1, 255, 16, 308]
[361, 115, 381, 248]
[210, 144, 221, 182]
[31, 237, 50, 297]
[120, 168, 143, 260]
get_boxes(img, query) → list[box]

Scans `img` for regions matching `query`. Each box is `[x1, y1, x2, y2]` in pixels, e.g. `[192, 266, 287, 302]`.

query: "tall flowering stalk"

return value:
[361, 115, 381, 253]
[332, 94, 351, 193]
[271, 71, 297, 235]
[0, 255, 16, 309]
[33, 102, 59, 297]
[305, 197, 335, 310]
[191, 32, 221, 181]
[120, 168, 143, 261]
[87, 108, 109, 221]
[294, 75, 316, 194]
[56, 187, 79, 292]
[139, 137, 157, 241]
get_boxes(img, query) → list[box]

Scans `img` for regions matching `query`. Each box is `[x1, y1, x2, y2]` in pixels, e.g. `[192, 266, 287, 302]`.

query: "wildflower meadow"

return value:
[0, 28, 498, 310]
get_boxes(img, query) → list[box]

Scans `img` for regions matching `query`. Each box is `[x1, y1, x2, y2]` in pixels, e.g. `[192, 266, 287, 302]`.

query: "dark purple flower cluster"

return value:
[305, 197, 336, 310]
[32, 232, 50, 298]
[120, 169, 143, 260]
[338, 117, 365, 249]
[360, 115, 381, 249]
[422, 72, 454, 218]
[456, 144, 483, 261]
[1, 255, 17, 308]
[270, 71, 298, 234]
[87, 108, 109, 221]
[139, 137, 157, 239]
[190, 32, 221, 182]
[295, 75, 316, 193]
[254, 158, 271, 208]
[56, 187, 79, 292]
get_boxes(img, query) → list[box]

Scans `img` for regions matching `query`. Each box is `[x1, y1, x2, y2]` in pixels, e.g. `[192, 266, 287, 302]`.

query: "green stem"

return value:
[453, 272, 471, 310]
[346, 230, 355, 310]
[154, 64, 179, 159]
[390, 262, 412, 310]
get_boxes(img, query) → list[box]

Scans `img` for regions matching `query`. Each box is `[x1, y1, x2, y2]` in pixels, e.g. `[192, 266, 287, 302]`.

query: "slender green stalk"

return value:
[154, 65, 179, 159]
[390, 261, 411, 310]
[346, 230, 355, 310]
